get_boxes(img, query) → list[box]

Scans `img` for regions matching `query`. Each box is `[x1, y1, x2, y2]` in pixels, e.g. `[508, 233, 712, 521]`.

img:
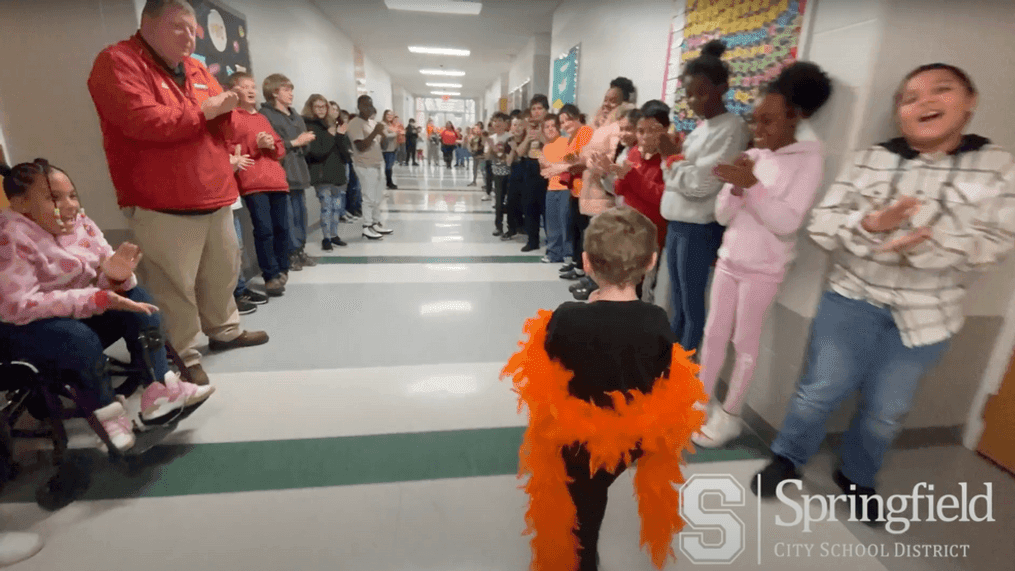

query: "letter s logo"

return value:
[679, 474, 746, 564]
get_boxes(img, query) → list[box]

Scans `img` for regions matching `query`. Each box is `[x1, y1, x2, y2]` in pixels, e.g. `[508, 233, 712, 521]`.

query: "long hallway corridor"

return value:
[2, 164, 1013, 571]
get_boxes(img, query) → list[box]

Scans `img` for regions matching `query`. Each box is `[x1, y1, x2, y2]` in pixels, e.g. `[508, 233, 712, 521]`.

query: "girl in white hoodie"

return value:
[693, 62, 833, 448]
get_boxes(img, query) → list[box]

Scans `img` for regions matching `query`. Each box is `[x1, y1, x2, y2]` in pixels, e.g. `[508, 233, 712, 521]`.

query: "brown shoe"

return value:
[208, 330, 269, 352]
[265, 277, 285, 297]
[185, 364, 210, 386]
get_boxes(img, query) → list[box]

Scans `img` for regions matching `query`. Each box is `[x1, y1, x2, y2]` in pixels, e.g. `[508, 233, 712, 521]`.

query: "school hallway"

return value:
[0, 163, 1012, 571]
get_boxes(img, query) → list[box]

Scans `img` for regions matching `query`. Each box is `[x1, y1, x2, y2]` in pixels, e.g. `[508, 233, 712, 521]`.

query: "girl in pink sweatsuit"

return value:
[0, 159, 213, 452]
[693, 63, 833, 448]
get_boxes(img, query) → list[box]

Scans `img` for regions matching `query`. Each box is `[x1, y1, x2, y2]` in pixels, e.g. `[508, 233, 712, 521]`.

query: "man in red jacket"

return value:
[87, 0, 268, 385]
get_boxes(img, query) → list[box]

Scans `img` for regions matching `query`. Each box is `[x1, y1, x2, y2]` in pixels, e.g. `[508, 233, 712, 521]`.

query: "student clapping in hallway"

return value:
[553, 104, 594, 275]
[660, 40, 751, 354]
[259, 73, 317, 271]
[752, 63, 1015, 525]
[303, 94, 350, 251]
[692, 62, 832, 448]
[348, 95, 395, 240]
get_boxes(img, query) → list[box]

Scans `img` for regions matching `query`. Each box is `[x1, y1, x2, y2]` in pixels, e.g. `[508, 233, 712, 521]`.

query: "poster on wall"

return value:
[190, 0, 251, 88]
[551, 45, 580, 110]
[666, 0, 808, 132]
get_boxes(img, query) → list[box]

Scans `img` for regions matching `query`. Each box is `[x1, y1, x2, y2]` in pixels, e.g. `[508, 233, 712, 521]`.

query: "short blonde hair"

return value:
[227, 71, 253, 89]
[584, 207, 658, 286]
[262, 73, 293, 104]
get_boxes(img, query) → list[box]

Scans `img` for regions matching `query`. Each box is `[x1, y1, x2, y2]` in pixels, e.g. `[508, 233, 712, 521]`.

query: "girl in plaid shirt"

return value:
[752, 64, 1015, 525]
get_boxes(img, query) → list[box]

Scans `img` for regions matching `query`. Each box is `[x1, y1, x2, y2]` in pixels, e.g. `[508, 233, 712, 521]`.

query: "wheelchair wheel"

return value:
[35, 456, 91, 512]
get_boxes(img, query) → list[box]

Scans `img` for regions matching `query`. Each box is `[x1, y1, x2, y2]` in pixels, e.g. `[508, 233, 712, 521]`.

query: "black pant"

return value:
[492, 175, 509, 231]
[484, 161, 494, 196]
[505, 170, 525, 235]
[406, 139, 418, 164]
[563, 442, 642, 571]
[569, 196, 589, 269]
[521, 158, 547, 248]
[442, 144, 455, 168]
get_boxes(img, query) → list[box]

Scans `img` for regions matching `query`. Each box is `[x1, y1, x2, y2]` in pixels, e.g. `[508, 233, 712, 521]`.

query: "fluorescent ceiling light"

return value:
[426, 82, 463, 88]
[385, 1, 482, 15]
[420, 69, 465, 77]
[409, 46, 471, 57]
[430, 91, 461, 96]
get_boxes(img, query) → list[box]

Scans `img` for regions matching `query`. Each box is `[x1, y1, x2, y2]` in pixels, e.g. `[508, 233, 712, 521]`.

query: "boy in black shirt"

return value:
[503, 207, 704, 571]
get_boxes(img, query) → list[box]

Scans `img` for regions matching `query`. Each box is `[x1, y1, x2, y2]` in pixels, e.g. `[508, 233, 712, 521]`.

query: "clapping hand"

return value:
[294, 131, 316, 147]
[100, 242, 142, 283]
[714, 154, 757, 190]
[876, 226, 933, 253]
[862, 196, 921, 233]
[256, 131, 275, 149]
[201, 90, 239, 120]
[231, 145, 254, 171]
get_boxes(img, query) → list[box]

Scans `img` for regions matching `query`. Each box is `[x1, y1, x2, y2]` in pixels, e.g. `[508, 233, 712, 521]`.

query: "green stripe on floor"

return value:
[1, 428, 767, 502]
[317, 255, 543, 264]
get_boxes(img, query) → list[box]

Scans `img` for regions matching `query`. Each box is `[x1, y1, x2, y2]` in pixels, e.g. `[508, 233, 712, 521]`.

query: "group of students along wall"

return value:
[589, 37, 1014, 451]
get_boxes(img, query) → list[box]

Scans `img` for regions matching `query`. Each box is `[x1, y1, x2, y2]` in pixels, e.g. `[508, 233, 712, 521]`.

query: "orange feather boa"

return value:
[500, 310, 708, 570]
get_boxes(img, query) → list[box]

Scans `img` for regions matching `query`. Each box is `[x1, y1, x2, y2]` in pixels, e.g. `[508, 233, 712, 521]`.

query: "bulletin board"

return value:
[666, 0, 808, 132]
[190, 0, 251, 88]
[551, 45, 580, 110]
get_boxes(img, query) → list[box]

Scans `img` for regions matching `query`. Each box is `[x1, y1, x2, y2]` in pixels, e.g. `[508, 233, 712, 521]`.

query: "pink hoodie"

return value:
[0, 209, 135, 325]
[714, 140, 823, 280]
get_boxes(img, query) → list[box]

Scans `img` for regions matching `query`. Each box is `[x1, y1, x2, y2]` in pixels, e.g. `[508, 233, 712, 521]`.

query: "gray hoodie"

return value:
[260, 103, 312, 190]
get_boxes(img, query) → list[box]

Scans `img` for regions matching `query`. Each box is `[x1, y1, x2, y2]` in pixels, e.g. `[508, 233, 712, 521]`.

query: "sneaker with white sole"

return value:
[94, 398, 135, 452]
[372, 223, 394, 235]
[140, 371, 215, 425]
[691, 406, 742, 448]
[362, 225, 383, 240]
[0, 533, 44, 567]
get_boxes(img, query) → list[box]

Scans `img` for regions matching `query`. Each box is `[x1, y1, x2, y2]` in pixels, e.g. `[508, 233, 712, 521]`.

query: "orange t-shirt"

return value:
[568, 125, 594, 197]
[542, 136, 569, 190]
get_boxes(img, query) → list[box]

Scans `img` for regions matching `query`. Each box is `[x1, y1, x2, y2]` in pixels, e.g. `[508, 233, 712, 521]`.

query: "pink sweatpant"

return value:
[698, 263, 781, 415]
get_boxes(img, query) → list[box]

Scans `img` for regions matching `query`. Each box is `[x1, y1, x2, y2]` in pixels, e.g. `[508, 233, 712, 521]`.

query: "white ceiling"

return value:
[312, 0, 561, 98]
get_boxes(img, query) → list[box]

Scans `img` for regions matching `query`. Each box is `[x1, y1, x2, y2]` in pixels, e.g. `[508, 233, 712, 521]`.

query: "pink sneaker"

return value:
[94, 399, 135, 452]
[140, 374, 187, 425]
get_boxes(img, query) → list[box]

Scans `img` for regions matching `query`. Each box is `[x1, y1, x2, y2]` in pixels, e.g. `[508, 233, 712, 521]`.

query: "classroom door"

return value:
[977, 347, 1015, 476]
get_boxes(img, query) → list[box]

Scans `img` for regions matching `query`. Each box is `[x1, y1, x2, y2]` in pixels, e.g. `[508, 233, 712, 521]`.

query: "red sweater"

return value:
[88, 34, 238, 212]
[613, 146, 668, 250]
[228, 109, 288, 195]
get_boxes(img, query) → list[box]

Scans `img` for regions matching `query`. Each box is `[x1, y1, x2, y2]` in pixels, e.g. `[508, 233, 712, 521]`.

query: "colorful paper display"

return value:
[667, 0, 807, 132]
[551, 45, 580, 110]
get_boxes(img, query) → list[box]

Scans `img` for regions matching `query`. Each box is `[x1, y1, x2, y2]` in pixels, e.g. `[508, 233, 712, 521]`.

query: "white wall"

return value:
[362, 52, 393, 112]
[0, 0, 140, 232]
[550, 0, 672, 114]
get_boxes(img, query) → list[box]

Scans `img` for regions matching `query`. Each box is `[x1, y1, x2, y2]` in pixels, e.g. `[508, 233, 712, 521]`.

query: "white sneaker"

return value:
[94, 398, 135, 452]
[0, 533, 44, 567]
[372, 223, 394, 235]
[481, 194, 492, 201]
[362, 226, 383, 240]
[691, 407, 742, 449]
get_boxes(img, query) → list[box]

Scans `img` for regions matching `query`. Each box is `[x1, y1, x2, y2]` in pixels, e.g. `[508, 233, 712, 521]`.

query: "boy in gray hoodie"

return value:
[260, 73, 317, 270]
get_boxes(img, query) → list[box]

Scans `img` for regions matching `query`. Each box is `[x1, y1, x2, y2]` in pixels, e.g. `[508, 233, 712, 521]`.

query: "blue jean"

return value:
[346, 164, 363, 215]
[383, 152, 397, 187]
[544, 190, 573, 262]
[243, 192, 291, 282]
[771, 291, 950, 488]
[233, 212, 247, 296]
[0, 286, 170, 409]
[288, 188, 308, 252]
[665, 220, 725, 352]
[315, 184, 347, 239]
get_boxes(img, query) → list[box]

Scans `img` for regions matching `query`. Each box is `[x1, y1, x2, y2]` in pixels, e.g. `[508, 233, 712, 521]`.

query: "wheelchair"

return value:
[0, 327, 192, 511]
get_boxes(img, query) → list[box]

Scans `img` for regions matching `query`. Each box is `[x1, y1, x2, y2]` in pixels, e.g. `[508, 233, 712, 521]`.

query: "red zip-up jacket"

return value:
[614, 146, 668, 250]
[228, 109, 288, 196]
[87, 33, 238, 212]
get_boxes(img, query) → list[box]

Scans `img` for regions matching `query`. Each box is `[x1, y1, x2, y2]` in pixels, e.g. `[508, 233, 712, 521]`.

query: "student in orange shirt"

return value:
[539, 114, 569, 263]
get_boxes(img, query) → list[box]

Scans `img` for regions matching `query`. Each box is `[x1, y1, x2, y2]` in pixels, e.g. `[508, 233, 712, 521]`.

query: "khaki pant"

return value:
[125, 206, 242, 367]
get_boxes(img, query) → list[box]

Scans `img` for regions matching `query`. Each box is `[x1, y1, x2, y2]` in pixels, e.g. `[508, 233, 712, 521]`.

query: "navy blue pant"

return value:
[665, 220, 725, 353]
[243, 191, 291, 282]
[346, 164, 363, 216]
[383, 151, 397, 187]
[0, 286, 170, 409]
[505, 163, 525, 235]
[521, 158, 547, 249]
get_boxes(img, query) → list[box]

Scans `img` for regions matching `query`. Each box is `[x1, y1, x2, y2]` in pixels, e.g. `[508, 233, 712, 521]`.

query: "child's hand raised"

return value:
[862, 196, 921, 233]
[101, 242, 142, 283]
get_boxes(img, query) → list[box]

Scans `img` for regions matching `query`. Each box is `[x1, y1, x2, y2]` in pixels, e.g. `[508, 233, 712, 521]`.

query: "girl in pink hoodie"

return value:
[0, 159, 214, 452]
[692, 63, 833, 448]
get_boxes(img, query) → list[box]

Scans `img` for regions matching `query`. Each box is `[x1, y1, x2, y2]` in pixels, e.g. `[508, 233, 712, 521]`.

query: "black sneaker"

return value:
[750, 455, 800, 498]
[330, 236, 348, 247]
[500, 232, 516, 241]
[493, 229, 503, 237]
[521, 244, 539, 252]
[559, 262, 575, 273]
[322, 238, 334, 251]
[235, 297, 257, 315]
[560, 268, 584, 280]
[833, 470, 883, 526]
[573, 280, 599, 301]
[237, 289, 269, 305]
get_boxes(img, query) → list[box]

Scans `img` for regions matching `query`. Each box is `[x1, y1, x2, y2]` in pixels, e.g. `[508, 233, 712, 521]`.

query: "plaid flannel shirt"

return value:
[808, 135, 1015, 347]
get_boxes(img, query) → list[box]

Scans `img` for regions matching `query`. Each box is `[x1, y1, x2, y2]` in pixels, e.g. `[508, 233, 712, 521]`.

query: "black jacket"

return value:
[304, 116, 350, 187]
[259, 104, 311, 189]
